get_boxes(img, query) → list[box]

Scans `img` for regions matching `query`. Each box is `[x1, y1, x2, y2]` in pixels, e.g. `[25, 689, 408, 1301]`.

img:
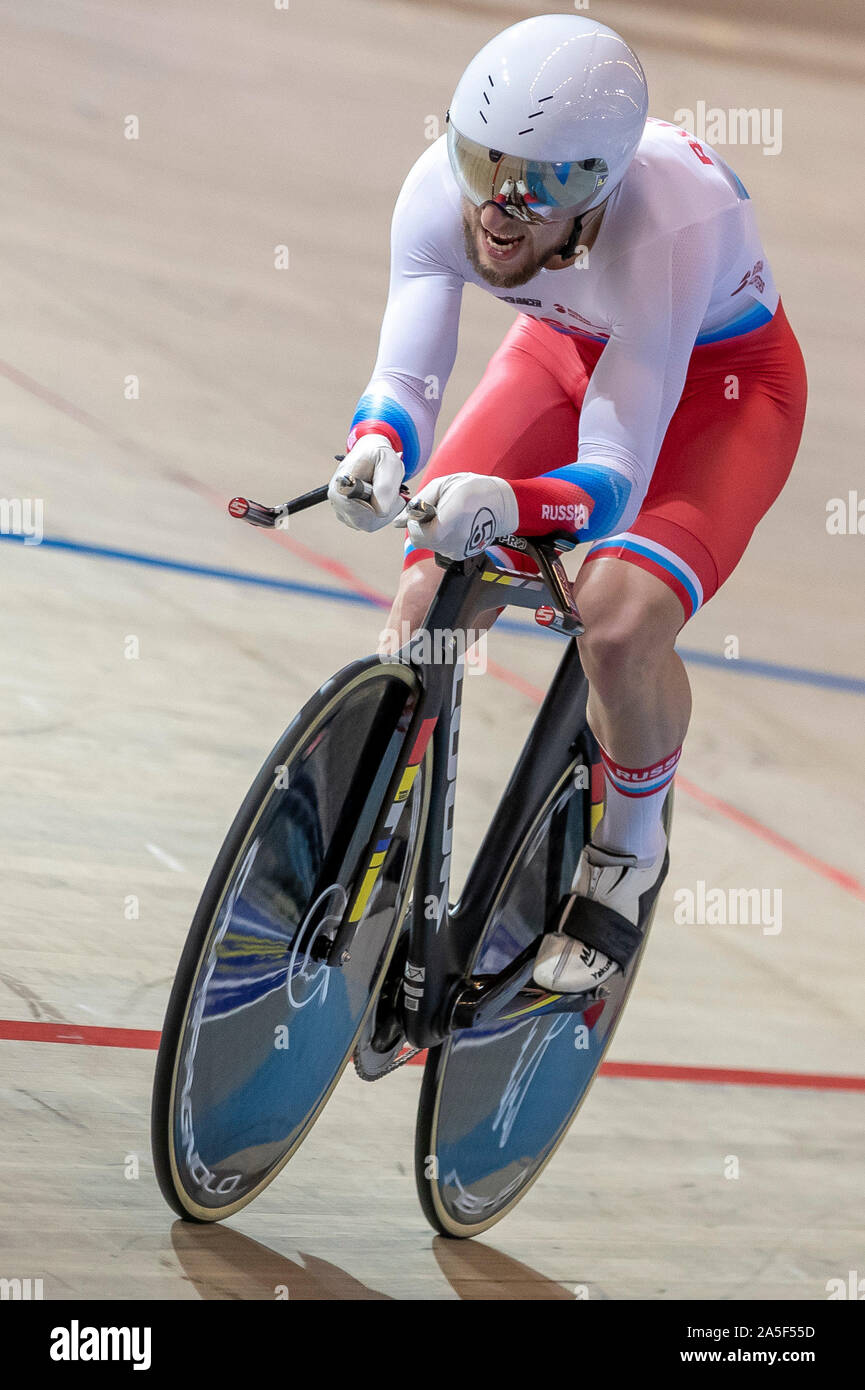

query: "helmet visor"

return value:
[447, 120, 609, 223]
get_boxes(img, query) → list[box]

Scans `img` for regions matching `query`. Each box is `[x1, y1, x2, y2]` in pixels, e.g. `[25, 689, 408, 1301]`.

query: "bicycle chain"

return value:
[352, 1044, 422, 1082]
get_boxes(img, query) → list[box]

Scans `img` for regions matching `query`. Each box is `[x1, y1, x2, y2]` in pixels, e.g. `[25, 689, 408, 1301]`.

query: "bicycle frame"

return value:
[385, 539, 601, 1050]
[229, 488, 603, 1053]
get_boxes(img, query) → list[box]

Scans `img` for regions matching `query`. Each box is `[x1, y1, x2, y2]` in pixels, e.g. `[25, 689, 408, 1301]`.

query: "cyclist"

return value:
[327, 14, 807, 993]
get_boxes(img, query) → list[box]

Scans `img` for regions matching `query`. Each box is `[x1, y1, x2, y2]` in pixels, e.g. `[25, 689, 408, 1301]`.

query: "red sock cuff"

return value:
[598, 742, 682, 796]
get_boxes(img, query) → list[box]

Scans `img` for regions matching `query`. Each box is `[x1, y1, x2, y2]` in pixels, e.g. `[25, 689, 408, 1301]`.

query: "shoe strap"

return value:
[559, 896, 642, 969]
[585, 842, 639, 869]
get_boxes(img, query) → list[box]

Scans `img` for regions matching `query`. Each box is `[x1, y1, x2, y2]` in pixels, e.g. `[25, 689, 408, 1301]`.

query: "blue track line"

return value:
[2, 534, 376, 607]
[4, 533, 863, 696]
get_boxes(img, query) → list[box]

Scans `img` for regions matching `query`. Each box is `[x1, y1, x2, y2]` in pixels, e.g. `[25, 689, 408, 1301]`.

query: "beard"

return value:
[461, 210, 571, 289]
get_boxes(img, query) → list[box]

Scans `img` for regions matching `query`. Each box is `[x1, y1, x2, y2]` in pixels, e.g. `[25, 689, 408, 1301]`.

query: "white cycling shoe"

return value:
[532, 835, 669, 994]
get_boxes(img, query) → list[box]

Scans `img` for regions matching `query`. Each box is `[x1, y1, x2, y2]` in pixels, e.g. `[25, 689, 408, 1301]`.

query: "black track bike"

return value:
[151, 479, 672, 1237]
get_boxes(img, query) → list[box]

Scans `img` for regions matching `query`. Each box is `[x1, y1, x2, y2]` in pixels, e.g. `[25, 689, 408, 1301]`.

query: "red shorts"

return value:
[403, 302, 807, 623]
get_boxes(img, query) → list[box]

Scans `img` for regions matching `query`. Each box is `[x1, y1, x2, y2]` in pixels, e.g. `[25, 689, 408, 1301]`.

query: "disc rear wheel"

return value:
[416, 766, 672, 1238]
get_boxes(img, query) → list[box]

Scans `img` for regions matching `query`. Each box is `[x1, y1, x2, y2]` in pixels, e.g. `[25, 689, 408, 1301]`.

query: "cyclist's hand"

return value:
[393, 473, 519, 559]
[328, 434, 405, 531]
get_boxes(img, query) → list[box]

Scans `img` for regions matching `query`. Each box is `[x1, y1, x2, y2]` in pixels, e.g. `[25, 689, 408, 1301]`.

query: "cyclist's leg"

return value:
[378, 316, 588, 656]
[536, 303, 808, 990]
[576, 301, 807, 819]
[575, 560, 691, 763]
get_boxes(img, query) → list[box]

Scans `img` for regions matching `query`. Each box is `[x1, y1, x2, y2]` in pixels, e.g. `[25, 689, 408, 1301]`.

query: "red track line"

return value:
[0, 1020, 161, 1050]
[3, 1020, 864, 1092]
[598, 1060, 865, 1091]
[3, 361, 863, 901]
[676, 774, 865, 900]
[483, 655, 548, 702]
[0, 360, 108, 434]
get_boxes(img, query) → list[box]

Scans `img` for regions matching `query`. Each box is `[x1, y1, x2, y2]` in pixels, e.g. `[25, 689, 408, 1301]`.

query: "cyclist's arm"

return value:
[347, 152, 464, 480]
[509, 215, 725, 539]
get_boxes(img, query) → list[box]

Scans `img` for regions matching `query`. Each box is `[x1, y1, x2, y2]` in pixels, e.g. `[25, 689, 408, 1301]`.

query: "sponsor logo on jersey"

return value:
[526, 311, 609, 341]
[731, 260, 765, 296]
[497, 295, 542, 307]
[553, 303, 596, 325]
[540, 502, 590, 528]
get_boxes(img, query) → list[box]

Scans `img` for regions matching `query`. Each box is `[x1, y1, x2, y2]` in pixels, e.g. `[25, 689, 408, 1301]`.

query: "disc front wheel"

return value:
[152, 658, 429, 1221]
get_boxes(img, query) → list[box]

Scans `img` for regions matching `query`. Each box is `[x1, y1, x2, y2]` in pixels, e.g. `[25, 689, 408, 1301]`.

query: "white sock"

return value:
[592, 742, 680, 866]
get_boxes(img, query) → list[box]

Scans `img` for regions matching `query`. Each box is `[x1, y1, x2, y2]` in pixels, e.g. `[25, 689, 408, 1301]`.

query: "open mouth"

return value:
[482, 227, 526, 261]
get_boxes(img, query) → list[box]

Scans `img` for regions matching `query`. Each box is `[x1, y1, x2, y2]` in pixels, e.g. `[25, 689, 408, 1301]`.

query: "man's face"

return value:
[461, 198, 574, 288]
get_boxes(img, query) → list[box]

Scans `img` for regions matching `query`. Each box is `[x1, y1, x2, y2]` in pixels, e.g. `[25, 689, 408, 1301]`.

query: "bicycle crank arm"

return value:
[448, 939, 540, 1031]
[449, 936, 607, 1031]
[491, 983, 607, 1023]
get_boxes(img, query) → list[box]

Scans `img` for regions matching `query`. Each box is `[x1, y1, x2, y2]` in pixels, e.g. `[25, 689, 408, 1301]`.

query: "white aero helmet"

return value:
[447, 13, 648, 222]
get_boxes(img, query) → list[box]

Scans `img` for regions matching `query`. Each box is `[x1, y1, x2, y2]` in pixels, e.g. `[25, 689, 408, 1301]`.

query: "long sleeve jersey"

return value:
[348, 118, 779, 540]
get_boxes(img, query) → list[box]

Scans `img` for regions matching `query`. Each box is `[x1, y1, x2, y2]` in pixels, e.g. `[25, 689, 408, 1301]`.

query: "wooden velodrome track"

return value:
[0, 0, 862, 1299]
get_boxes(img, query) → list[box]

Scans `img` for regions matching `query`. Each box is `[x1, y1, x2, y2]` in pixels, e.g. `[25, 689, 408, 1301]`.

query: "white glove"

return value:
[393, 472, 519, 559]
[328, 434, 405, 532]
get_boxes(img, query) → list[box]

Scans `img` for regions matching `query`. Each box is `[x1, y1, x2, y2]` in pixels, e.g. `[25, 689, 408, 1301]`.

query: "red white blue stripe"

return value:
[696, 300, 773, 345]
[585, 532, 704, 619]
[600, 745, 681, 799]
[348, 393, 421, 477]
